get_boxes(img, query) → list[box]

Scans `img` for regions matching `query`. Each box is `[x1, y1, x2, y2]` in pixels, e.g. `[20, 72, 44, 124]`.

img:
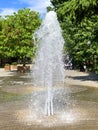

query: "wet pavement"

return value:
[0, 69, 98, 130]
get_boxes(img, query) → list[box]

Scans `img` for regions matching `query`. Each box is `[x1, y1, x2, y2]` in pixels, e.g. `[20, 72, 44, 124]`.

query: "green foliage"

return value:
[51, 0, 98, 72]
[0, 8, 41, 63]
[47, 6, 54, 12]
[11, 62, 17, 65]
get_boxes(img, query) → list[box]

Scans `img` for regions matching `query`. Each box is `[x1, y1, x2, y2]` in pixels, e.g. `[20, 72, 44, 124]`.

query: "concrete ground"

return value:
[0, 68, 98, 87]
[65, 69, 98, 88]
[0, 68, 14, 77]
[0, 68, 98, 130]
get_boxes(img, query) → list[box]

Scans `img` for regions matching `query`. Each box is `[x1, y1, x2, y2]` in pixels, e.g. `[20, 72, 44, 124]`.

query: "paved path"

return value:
[0, 68, 98, 130]
[65, 70, 98, 88]
[0, 68, 98, 88]
[0, 68, 14, 77]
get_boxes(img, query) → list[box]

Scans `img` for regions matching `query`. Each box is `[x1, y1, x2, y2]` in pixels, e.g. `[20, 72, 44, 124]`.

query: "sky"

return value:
[0, 0, 51, 17]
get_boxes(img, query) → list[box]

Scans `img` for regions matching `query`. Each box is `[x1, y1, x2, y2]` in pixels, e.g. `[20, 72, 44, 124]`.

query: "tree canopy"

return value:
[0, 8, 41, 64]
[51, 0, 98, 72]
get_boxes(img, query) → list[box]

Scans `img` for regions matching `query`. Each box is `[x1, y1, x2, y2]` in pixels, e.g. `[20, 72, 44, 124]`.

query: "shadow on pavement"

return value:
[68, 71, 98, 82]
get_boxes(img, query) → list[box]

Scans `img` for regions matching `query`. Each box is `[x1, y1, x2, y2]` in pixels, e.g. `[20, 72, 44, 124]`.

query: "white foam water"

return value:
[33, 11, 65, 116]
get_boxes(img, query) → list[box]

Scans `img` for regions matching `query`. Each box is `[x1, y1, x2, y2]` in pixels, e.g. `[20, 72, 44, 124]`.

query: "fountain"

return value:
[33, 11, 65, 116]
[0, 10, 98, 130]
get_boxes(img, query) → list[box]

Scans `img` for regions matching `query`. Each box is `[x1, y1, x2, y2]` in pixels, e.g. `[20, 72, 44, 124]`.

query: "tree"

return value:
[51, 0, 98, 72]
[2, 8, 41, 64]
[0, 18, 5, 61]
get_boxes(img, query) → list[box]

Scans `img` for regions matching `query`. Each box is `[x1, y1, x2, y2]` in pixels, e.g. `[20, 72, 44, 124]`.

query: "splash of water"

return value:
[33, 11, 65, 116]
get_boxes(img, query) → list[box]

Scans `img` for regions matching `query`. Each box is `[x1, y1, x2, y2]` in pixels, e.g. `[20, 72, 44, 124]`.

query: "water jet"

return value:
[33, 11, 65, 116]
